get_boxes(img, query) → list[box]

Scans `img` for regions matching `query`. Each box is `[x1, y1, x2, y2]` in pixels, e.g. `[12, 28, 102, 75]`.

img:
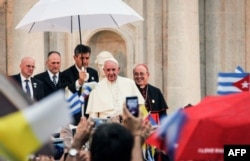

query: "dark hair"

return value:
[47, 51, 61, 57]
[90, 123, 134, 161]
[74, 44, 91, 55]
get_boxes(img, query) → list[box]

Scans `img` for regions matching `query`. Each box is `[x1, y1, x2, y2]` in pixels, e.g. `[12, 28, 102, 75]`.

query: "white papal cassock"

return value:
[86, 76, 144, 118]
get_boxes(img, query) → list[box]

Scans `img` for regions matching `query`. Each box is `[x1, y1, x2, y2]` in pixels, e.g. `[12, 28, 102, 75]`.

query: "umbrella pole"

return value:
[77, 15, 84, 68]
[78, 15, 82, 44]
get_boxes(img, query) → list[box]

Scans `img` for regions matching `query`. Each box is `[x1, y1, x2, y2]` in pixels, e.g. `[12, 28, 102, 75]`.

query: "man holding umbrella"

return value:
[61, 44, 99, 124]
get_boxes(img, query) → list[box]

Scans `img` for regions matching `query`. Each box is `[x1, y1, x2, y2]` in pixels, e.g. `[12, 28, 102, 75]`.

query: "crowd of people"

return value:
[8, 44, 169, 161]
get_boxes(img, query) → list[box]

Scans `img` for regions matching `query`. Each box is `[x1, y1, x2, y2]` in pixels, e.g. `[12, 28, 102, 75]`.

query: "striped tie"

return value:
[52, 75, 57, 86]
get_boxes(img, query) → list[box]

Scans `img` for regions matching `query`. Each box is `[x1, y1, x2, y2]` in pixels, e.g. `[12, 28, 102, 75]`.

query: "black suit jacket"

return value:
[10, 74, 44, 101]
[34, 71, 64, 98]
[138, 84, 168, 119]
[61, 65, 98, 93]
[61, 65, 99, 124]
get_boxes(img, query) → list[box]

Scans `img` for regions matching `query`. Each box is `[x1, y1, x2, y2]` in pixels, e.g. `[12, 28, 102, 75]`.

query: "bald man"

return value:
[10, 57, 44, 101]
[133, 64, 168, 119]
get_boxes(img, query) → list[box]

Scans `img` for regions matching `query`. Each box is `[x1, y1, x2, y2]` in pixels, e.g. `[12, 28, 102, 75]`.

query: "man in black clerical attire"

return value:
[133, 64, 169, 161]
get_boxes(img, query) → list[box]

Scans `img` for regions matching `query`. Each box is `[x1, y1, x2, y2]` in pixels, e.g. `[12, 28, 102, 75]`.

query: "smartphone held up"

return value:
[126, 96, 139, 117]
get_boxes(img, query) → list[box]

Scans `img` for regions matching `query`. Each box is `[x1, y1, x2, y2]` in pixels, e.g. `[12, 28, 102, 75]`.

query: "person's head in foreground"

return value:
[90, 123, 134, 161]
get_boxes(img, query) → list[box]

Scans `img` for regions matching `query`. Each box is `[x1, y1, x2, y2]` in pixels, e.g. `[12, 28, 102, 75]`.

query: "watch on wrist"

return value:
[68, 148, 78, 157]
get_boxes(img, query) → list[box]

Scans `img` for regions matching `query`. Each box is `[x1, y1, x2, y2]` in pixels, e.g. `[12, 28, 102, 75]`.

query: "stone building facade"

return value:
[1, 0, 250, 113]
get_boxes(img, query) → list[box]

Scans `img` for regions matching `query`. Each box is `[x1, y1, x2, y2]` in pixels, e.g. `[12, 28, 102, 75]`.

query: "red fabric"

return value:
[145, 130, 167, 153]
[176, 92, 250, 161]
[233, 74, 250, 91]
[150, 113, 160, 124]
[144, 113, 159, 126]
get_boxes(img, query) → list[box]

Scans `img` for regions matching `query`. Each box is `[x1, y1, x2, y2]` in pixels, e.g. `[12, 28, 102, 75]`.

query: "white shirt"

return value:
[20, 74, 34, 99]
[47, 70, 58, 84]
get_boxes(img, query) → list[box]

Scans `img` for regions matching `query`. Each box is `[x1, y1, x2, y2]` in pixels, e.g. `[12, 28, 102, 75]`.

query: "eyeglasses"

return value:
[26, 65, 35, 69]
[134, 72, 147, 77]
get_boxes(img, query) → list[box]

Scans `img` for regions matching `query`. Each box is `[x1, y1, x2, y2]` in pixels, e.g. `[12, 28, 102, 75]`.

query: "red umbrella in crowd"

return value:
[174, 92, 250, 161]
[149, 92, 250, 161]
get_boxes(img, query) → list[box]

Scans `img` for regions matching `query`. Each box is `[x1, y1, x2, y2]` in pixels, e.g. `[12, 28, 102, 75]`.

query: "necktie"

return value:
[52, 75, 57, 86]
[25, 79, 31, 97]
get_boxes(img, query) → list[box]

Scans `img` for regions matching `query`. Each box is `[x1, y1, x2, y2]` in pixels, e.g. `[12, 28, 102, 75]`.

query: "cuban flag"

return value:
[217, 66, 250, 95]
[235, 65, 245, 73]
[65, 87, 82, 115]
[65, 82, 97, 116]
[145, 108, 187, 159]
[66, 91, 82, 115]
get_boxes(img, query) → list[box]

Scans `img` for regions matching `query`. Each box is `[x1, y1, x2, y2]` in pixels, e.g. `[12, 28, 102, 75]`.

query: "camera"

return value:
[126, 96, 139, 117]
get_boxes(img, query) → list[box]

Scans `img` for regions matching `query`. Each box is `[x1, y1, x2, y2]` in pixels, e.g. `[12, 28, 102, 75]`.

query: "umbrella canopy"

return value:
[15, 0, 144, 43]
[175, 92, 250, 161]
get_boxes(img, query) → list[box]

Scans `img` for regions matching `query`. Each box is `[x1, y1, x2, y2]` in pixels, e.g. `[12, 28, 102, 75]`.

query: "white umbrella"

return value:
[15, 0, 144, 44]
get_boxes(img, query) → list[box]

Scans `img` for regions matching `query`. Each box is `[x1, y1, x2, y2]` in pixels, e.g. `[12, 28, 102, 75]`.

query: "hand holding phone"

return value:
[126, 96, 139, 117]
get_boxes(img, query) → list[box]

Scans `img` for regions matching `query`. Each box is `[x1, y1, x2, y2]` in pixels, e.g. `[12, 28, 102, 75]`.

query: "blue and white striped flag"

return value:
[217, 66, 250, 95]
[157, 108, 187, 158]
[65, 90, 82, 115]
[235, 65, 245, 73]
[65, 82, 97, 116]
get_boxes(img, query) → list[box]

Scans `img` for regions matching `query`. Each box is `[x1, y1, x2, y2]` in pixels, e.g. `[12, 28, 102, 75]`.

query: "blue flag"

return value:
[235, 65, 245, 73]
[217, 73, 250, 95]
[157, 109, 187, 157]
[65, 82, 97, 116]
[217, 66, 250, 95]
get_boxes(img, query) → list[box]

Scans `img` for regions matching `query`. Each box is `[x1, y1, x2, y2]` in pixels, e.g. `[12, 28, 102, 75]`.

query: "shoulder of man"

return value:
[148, 84, 161, 91]
[87, 67, 98, 73]
[33, 71, 47, 79]
[117, 76, 135, 83]
[61, 65, 76, 74]
[9, 73, 18, 78]
[9, 74, 21, 81]
[31, 77, 43, 85]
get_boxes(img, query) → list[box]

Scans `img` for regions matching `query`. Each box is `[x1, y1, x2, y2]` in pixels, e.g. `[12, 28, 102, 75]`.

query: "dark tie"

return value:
[52, 75, 57, 86]
[25, 79, 31, 97]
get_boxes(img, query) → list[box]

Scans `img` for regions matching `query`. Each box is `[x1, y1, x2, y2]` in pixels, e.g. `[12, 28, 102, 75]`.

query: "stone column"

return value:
[0, 0, 7, 73]
[247, 0, 250, 69]
[205, 0, 246, 95]
[144, 0, 164, 88]
[167, 0, 201, 112]
[7, 0, 45, 75]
